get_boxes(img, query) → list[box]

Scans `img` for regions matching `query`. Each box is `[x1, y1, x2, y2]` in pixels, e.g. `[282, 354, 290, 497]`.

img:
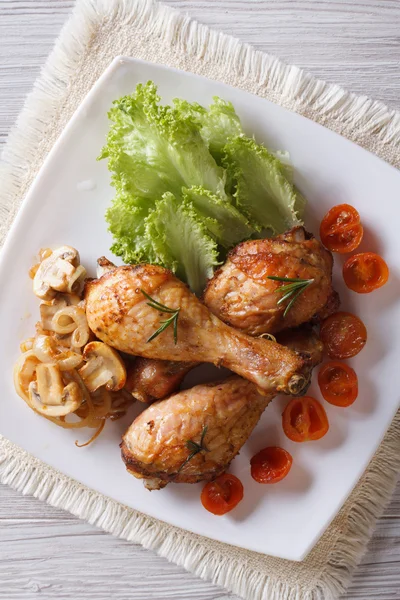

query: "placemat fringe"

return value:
[2, 0, 400, 212]
[2, 0, 400, 242]
[0, 0, 99, 238]
[1, 425, 399, 600]
[92, 0, 400, 144]
[1, 1, 400, 599]
[317, 412, 400, 599]
[0, 437, 321, 600]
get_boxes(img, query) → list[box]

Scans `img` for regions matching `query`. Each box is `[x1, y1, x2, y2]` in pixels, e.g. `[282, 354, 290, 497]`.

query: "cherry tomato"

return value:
[320, 204, 363, 253]
[282, 396, 329, 442]
[201, 473, 244, 515]
[250, 446, 293, 484]
[343, 252, 389, 294]
[318, 361, 358, 407]
[320, 311, 367, 359]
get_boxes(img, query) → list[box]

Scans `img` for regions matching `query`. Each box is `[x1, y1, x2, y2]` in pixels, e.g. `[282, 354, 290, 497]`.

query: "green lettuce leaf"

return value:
[145, 193, 220, 295]
[183, 186, 254, 248]
[100, 81, 306, 294]
[100, 82, 228, 202]
[105, 192, 158, 264]
[173, 96, 243, 163]
[222, 136, 304, 233]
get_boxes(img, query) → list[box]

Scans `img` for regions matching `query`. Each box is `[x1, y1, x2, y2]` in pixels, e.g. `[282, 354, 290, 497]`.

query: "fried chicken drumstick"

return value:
[85, 264, 311, 396]
[121, 327, 323, 489]
[122, 376, 268, 489]
[125, 326, 321, 403]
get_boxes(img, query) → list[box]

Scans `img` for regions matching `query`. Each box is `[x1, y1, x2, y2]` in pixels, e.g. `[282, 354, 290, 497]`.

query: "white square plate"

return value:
[1, 57, 399, 561]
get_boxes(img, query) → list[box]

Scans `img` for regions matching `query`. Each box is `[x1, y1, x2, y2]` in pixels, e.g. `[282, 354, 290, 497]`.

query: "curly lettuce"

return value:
[183, 186, 253, 248]
[99, 82, 228, 201]
[222, 136, 304, 234]
[100, 81, 305, 293]
[145, 193, 220, 295]
[173, 96, 243, 163]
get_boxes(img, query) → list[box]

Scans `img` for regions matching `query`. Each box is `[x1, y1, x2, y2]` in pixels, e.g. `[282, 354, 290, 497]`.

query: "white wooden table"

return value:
[1, 1, 399, 598]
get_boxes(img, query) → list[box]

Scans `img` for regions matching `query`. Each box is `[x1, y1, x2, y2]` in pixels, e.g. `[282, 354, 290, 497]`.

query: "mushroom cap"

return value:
[78, 341, 126, 392]
[33, 246, 85, 300]
[28, 363, 82, 417]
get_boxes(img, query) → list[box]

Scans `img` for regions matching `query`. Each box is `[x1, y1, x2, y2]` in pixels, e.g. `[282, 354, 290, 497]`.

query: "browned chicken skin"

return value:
[121, 327, 323, 489]
[203, 226, 339, 335]
[125, 358, 197, 403]
[118, 227, 335, 403]
[127, 326, 322, 403]
[85, 264, 311, 396]
[276, 325, 323, 361]
[121, 376, 274, 489]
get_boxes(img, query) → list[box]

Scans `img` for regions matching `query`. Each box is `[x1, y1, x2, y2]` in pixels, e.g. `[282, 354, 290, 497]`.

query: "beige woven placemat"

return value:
[1, 1, 400, 598]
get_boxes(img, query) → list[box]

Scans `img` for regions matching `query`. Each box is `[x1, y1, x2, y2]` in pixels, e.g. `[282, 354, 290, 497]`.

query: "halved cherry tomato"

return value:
[250, 446, 293, 484]
[343, 252, 389, 294]
[320, 204, 363, 253]
[201, 473, 244, 515]
[320, 311, 367, 359]
[318, 361, 358, 407]
[282, 396, 329, 442]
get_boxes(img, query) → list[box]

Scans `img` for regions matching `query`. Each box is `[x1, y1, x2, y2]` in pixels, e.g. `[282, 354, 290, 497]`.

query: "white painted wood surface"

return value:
[0, 1, 399, 598]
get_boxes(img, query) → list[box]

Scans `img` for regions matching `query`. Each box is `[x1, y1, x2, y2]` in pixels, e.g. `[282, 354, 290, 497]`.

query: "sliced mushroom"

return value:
[28, 363, 82, 417]
[78, 341, 126, 393]
[40, 293, 81, 331]
[32, 334, 83, 370]
[33, 246, 86, 300]
[13, 350, 41, 401]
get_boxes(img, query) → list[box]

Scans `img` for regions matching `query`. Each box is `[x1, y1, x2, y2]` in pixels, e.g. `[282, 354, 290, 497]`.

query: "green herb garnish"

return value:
[178, 425, 209, 473]
[142, 289, 180, 344]
[267, 276, 314, 318]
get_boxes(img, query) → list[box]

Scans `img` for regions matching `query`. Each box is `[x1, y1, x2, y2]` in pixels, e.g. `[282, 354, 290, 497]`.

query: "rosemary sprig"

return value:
[267, 275, 314, 318]
[141, 289, 180, 344]
[178, 425, 209, 473]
